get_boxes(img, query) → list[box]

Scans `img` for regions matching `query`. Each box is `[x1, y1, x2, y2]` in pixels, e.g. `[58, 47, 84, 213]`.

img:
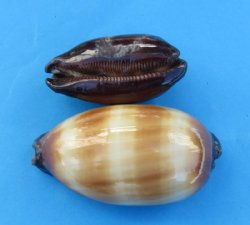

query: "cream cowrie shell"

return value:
[32, 105, 221, 205]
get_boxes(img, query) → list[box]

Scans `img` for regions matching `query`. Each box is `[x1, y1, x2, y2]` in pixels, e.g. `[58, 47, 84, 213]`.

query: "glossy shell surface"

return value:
[33, 105, 221, 205]
[45, 35, 187, 104]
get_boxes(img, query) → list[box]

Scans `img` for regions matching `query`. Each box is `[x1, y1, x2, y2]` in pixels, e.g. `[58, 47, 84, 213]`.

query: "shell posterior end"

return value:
[32, 132, 52, 175]
[210, 133, 222, 169]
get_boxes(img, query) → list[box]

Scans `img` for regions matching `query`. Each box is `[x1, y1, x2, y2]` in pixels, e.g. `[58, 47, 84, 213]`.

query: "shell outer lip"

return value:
[45, 60, 187, 104]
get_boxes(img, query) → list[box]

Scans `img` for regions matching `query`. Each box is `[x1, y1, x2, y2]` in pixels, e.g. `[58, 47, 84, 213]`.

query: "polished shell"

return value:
[33, 105, 215, 205]
[45, 34, 187, 104]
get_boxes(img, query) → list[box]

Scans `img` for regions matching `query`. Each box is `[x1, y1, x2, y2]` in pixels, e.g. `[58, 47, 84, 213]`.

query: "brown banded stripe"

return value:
[50, 107, 114, 202]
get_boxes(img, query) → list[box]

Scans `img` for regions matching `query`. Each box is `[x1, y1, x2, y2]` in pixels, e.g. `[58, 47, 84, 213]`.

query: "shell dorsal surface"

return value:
[33, 105, 221, 205]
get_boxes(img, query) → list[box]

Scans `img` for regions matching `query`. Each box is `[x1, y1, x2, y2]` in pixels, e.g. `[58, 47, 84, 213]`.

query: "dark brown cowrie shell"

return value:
[45, 34, 187, 104]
